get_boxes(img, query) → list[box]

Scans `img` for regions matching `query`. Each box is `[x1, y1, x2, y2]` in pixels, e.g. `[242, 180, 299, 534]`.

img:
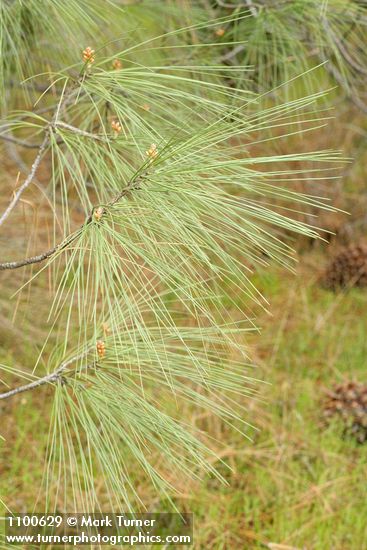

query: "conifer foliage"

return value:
[0, 1, 344, 511]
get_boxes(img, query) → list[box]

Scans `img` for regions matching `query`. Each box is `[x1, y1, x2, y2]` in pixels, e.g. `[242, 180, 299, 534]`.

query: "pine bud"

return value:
[96, 340, 106, 359]
[141, 103, 151, 111]
[146, 143, 158, 159]
[112, 59, 123, 70]
[111, 119, 122, 135]
[82, 47, 95, 64]
[215, 28, 225, 37]
[94, 206, 104, 221]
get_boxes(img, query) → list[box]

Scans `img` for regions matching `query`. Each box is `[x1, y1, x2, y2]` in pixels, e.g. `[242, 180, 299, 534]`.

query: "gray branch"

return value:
[54, 121, 108, 142]
[0, 80, 81, 229]
[0, 133, 42, 149]
[320, 55, 367, 115]
[0, 351, 91, 401]
[0, 245, 57, 270]
[0, 133, 49, 228]
[220, 44, 246, 63]
[216, 0, 259, 15]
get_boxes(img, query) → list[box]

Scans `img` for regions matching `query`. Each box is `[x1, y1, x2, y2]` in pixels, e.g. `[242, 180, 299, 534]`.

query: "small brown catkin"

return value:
[93, 206, 104, 221]
[96, 340, 106, 359]
[112, 59, 122, 70]
[111, 119, 122, 135]
[146, 143, 158, 159]
[215, 28, 225, 37]
[82, 46, 95, 64]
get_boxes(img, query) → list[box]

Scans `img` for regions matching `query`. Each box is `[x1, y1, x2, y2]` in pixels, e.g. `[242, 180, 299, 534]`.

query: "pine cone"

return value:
[323, 381, 367, 443]
[322, 243, 367, 290]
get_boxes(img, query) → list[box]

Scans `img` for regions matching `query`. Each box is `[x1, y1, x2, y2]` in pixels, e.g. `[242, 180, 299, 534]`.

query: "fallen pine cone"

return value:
[322, 243, 367, 291]
[323, 381, 367, 443]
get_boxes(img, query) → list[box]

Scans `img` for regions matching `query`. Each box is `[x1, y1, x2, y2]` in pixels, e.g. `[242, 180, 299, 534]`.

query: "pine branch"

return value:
[54, 121, 108, 142]
[0, 133, 42, 149]
[0, 168, 149, 271]
[216, 0, 258, 15]
[0, 80, 80, 229]
[319, 54, 367, 115]
[220, 44, 246, 63]
[323, 20, 367, 76]
[0, 133, 49, 228]
[244, 0, 258, 17]
[0, 6, 348, 508]
[0, 119, 102, 151]
[0, 351, 91, 401]
[0, 233, 79, 271]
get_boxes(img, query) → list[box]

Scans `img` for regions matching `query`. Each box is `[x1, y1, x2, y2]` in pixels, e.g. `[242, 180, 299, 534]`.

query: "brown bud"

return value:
[146, 143, 158, 159]
[82, 47, 95, 64]
[112, 59, 123, 70]
[111, 119, 122, 135]
[215, 28, 225, 37]
[94, 206, 104, 221]
[96, 340, 106, 359]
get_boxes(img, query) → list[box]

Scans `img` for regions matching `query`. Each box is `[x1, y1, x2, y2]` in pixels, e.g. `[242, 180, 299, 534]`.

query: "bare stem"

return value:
[54, 121, 108, 141]
[216, 0, 258, 14]
[245, 0, 259, 17]
[0, 230, 81, 270]
[319, 54, 367, 115]
[0, 133, 49, 228]
[0, 80, 81, 229]
[0, 351, 90, 401]
[0, 133, 42, 149]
